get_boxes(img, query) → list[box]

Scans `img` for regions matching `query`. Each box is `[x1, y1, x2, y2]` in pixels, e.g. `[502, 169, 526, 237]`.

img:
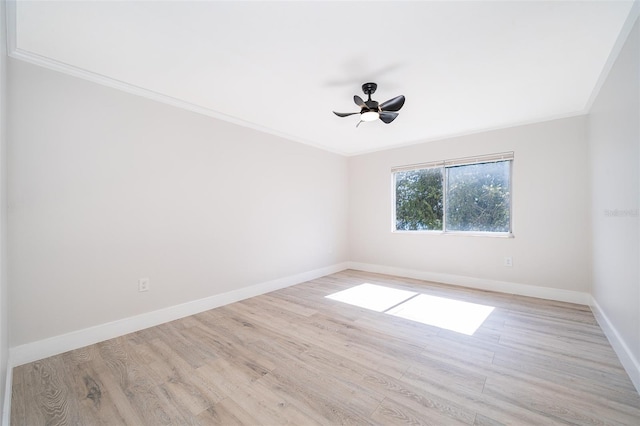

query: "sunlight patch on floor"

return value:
[386, 294, 494, 335]
[326, 283, 495, 335]
[325, 283, 417, 312]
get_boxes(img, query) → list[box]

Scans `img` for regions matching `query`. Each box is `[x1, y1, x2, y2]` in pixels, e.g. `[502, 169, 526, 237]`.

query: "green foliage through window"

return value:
[395, 168, 443, 230]
[394, 159, 511, 233]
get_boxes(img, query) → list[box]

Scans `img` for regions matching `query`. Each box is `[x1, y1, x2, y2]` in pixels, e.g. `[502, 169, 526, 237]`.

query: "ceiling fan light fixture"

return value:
[361, 111, 380, 122]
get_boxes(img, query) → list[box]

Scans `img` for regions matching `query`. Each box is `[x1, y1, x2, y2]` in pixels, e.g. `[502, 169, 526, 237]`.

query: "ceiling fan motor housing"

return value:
[362, 82, 377, 96]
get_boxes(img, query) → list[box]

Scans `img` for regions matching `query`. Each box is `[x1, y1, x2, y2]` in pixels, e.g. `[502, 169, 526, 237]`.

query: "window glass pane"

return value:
[395, 168, 443, 230]
[445, 161, 511, 232]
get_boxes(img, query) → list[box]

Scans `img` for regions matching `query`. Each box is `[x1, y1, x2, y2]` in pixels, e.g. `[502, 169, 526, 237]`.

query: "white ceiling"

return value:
[8, 0, 638, 155]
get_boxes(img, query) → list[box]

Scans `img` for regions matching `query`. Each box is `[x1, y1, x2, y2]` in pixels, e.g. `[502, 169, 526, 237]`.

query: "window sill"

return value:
[392, 230, 514, 238]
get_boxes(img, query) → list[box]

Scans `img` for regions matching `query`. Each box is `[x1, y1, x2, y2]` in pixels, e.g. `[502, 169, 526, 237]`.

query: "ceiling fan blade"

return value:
[354, 95, 367, 108]
[333, 111, 359, 117]
[379, 95, 405, 112]
[379, 111, 399, 124]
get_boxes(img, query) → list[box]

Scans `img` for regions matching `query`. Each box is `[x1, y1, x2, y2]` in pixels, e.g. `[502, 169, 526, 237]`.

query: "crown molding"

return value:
[4, 1, 346, 156]
[9, 46, 345, 154]
[584, 0, 640, 112]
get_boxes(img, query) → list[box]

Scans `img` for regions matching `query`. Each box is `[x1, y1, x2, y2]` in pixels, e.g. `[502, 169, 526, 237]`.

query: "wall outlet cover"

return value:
[138, 278, 150, 292]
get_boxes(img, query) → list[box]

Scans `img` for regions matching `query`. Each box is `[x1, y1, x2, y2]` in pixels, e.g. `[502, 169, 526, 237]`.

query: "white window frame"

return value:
[391, 152, 514, 237]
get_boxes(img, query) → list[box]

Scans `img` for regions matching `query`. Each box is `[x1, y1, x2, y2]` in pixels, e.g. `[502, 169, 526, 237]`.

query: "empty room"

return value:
[1, 0, 640, 424]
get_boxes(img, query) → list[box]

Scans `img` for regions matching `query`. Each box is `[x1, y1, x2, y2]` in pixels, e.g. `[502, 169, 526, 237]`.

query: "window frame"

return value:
[391, 152, 514, 238]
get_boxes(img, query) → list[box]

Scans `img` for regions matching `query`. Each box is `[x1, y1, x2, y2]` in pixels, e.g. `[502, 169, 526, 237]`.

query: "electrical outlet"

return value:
[138, 278, 150, 292]
[504, 257, 513, 267]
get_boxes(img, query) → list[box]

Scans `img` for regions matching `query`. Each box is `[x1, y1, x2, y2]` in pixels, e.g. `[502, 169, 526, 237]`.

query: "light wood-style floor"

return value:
[11, 270, 640, 425]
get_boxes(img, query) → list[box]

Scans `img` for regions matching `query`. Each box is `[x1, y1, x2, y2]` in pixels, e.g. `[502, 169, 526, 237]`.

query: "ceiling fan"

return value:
[333, 82, 405, 127]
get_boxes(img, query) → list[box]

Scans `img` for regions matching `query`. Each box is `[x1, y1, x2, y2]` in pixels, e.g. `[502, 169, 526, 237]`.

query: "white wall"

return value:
[0, 0, 9, 419]
[7, 59, 349, 348]
[349, 116, 591, 301]
[588, 16, 640, 388]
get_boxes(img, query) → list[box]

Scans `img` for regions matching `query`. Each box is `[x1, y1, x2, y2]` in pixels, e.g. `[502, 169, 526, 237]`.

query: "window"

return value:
[393, 152, 513, 235]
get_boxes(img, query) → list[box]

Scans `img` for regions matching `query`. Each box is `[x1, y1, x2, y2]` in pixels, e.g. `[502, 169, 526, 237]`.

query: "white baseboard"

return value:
[2, 355, 11, 426]
[9, 262, 348, 368]
[590, 297, 640, 394]
[347, 262, 591, 305]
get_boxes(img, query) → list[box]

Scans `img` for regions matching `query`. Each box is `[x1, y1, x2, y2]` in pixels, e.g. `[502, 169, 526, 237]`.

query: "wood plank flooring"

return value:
[11, 270, 640, 425]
